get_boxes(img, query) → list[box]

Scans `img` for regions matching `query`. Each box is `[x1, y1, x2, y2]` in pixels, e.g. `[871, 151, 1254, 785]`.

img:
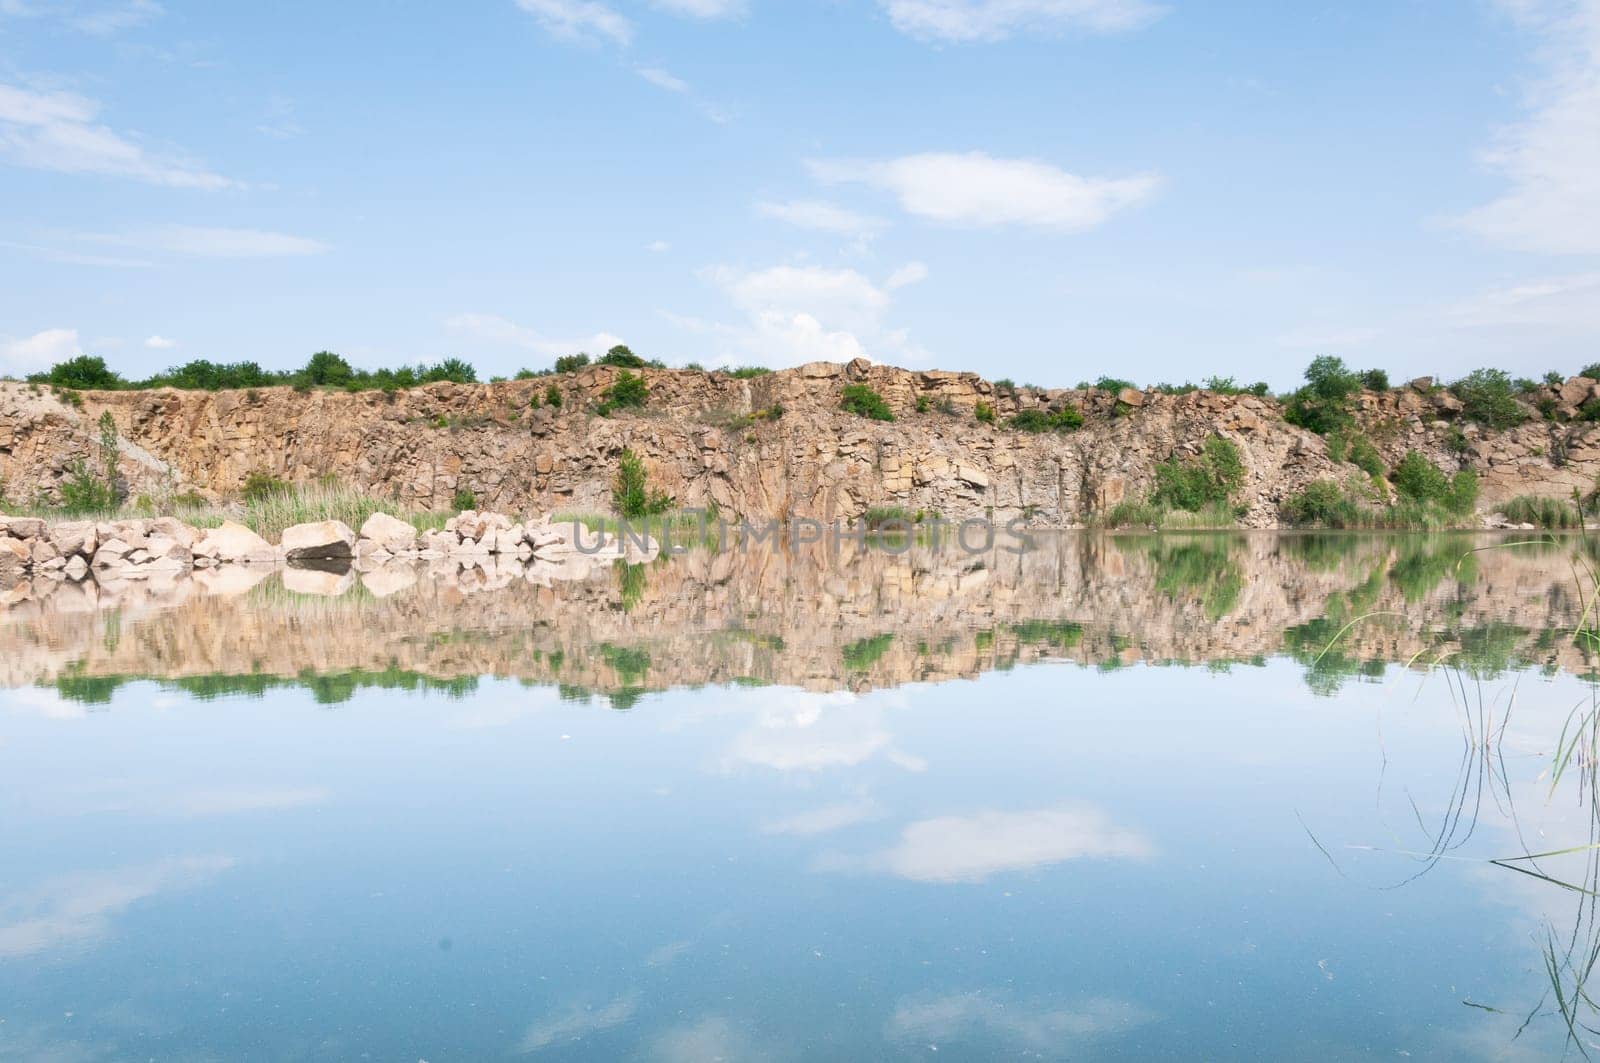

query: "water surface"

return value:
[2, 532, 1596, 1060]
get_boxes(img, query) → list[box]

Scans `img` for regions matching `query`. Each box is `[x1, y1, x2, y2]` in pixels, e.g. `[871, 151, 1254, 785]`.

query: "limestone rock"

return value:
[359, 511, 419, 554]
[281, 520, 356, 561]
[195, 521, 277, 565]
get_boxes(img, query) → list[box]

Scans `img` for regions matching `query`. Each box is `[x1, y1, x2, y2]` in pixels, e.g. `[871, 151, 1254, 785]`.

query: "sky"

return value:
[0, 0, 1597, 389]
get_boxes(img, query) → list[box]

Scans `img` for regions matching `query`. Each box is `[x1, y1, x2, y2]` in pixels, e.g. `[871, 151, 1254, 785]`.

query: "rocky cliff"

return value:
[2, 361, 1593, 527]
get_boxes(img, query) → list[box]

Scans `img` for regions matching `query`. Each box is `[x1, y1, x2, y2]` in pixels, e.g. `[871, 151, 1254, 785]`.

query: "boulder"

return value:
[0, 536, 29, 572]
[1116, 388, 1146, 408]
[49, 521, 97, 559]
[194, 521, 277, 565]
[0, 517, 45, 541]
[63, 555, 89, 581]
[92, 538, 133, 569]
[281, 520, 356, 561]
[359, 512, 419, 554]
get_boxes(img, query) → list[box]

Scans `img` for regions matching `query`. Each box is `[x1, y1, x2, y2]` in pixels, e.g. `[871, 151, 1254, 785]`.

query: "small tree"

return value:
[1451, 368, 1526, 430]
[554, 353, 591, 374]
[612, 448, 671, 518]
[30, 354, 122, 390]
[302, 351, 354, 387]
[598, 370, 648, 415]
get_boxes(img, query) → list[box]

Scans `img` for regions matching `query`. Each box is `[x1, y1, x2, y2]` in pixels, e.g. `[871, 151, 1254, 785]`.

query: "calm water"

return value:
[2, 532, 1598, 1061]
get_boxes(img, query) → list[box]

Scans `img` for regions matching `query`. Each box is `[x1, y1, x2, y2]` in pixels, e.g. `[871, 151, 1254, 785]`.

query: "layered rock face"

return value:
[2, 363, 1593, 527]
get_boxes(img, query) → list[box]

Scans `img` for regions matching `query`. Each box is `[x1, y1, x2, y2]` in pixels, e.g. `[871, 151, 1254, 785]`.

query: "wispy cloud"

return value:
[636, 65, 690, 92]
[888, 991, 1155, 1050]
[756, 199, 888, 236]
[0, 856, 234, 959]
[143, 334, 175, 350]
[650, 0, 746, 18]
[809, 151, 1159, 231]
[81, 225, 329, 258]
[1454, 0, 1600, 253]
[881, 0, 1166, 43]
[514, 0, 632, 45]
[446, 312, 623, 359]
[1, 327, 80, 375]
[0, 81, 237, 189]
[1444, 270, 1600, 333]
[873, 805, 1152, 882]
[71, 0, 162, 36]
[514, 995, 637, 1054]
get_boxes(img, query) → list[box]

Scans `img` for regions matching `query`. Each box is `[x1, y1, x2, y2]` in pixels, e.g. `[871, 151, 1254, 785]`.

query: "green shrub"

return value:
[1326, 431, 1383, 478]
[1151, 437, 1245, 512]
[612, 448, 672, 518]
[1497, 495, 1583, 528]
[1007, 407, 1083, 433]
[974, 401, 995, 423]
[241, 471, 291, 502]
[915, 395, 932, 413]
[1202, 376, 1271, 397]
[1358, 368, 1390, 391]
[1283, 356, 1361, 435]
[545, 384, 563, 408]
[1391, 450, 1477, 515]
[728, 366, 771, 379]
[59, 460, 117, 513]
[451, 487, 477, 512]
[30, 354, 122, 390]
[1451, 368, 1527, 430]
[1582, 363, 1600, 380]
[597, 345, 664, 369]
[840, 384, 894, 422]
[554, 353, 591, 374]
[420, 357, 477, 384]
[598, 370, 649, 415]
[1280, 480, 1356, 526]
[1092, 376, 1135, 393]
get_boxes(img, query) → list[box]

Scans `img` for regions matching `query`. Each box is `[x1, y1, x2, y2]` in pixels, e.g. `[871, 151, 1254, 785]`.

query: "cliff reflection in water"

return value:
[0, 531, 1591, 706]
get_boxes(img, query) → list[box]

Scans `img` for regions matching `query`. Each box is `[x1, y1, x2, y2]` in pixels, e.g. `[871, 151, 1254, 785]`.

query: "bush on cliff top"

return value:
[840, 384, 894, 422]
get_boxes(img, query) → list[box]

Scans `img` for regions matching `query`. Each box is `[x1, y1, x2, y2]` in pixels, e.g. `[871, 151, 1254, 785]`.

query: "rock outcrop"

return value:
[1, 364, 1594, 527]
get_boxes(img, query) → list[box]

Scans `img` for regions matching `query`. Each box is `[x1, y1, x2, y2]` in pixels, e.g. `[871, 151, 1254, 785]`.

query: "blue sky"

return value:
[1, 0, 1597, 388]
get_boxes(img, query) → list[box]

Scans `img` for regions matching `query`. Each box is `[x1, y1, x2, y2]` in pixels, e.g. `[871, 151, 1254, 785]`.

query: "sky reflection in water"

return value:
[0, 533, 1596, 1060]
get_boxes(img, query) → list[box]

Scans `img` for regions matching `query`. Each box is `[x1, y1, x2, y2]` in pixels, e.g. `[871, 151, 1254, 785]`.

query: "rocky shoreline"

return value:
[0, 509, 655, 585]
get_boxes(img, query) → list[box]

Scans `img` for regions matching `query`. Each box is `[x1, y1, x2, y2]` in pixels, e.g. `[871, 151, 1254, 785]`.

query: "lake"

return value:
[2, 531, 1596, 1061]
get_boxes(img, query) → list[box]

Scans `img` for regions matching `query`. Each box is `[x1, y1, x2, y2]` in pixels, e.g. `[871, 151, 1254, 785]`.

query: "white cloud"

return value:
[1444, 271, 1600, 333]
[1454, 0, 1600, 253]
[876, 805, 1152, 882]
[687, 262, 931, 367]
[809, 151, 1159, 230]
[756, 199, 888, 236]
[0, 82, 236, 189]
[646, 239, 671, 252]
[514, 0, 632, 45]
[887, 992, 1155, 1050]
[143, 334, 175, 350]
[886, 261, 929, 289]
[635, 66, 690, 93]
[0, 856, 234, 959]
[83, 226, 329, 258]
[881, 0, 1165, 42]
[446, 312, 624, 359]
[651, 0, 745, 17]
[2, 327, 79, 374]
[0, 238, 152, 268]
[514, 995, 637, 1054]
